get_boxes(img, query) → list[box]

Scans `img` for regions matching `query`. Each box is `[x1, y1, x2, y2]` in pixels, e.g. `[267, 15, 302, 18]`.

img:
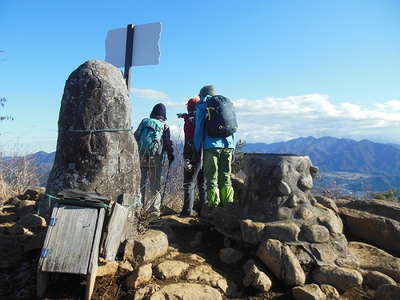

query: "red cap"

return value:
[186, 97, 200, 112]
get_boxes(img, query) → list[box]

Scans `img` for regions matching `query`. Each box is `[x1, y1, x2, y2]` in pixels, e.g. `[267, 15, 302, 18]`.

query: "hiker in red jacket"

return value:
[178, 97, 206, 216]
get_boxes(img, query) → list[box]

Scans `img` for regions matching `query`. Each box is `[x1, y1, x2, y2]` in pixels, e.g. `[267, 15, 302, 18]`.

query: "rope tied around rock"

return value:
[67, 126, 133, 134]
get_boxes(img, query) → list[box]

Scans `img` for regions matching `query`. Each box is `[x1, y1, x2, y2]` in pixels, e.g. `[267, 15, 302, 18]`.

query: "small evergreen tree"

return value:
[371, 189, 400, 202]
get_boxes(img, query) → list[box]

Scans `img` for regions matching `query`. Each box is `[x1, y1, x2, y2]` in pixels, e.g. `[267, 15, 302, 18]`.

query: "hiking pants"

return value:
[182, 161, 206, 215]
[139, 155, 163, 214]
[203, 148, 234, 208]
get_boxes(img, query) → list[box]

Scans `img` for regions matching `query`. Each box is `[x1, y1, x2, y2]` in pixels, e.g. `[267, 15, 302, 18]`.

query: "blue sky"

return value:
[1, 0, 400, 153]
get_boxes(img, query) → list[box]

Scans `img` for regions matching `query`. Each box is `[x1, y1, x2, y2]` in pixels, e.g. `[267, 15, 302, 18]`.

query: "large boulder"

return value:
[340, 207, 400, 254]
[125, 230, 169, 265]
[185, 265, 238, 297]
[126, 263, 153, 288]
[149, 283, 223, 300]
[44, 60, 140, 216]
[337, 198, 400, 222]
[257, 239, 305, 287]
[374, 284, 400, 300]
[313, 265, 363, 293]
[348, 242, 400, 282]
[292, 284, 326, 300]
[242, 259, 272, 293]
[154, 260, 189, 279]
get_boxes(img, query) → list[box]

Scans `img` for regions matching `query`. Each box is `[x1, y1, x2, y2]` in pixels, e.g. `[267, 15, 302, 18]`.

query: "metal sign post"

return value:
[123, 24, 134, 90]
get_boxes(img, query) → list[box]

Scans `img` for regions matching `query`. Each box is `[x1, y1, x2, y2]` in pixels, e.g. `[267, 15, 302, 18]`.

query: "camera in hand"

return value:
[177, 113, 188, 118]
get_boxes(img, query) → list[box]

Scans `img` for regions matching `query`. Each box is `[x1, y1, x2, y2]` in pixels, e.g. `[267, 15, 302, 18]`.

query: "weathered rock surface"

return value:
[185, 265, 237, 296]
[292, 284, 326, 300]
[126, 263, 153, 288]
[154, 260, 189, 279]
[219, 247, 244, 264]
[21, 187, 45, 201]
[302, 224, 330, 243]
[313, 265, 363, 292]
[118, 260, 134, 272]
[257, 239, 305, 287]
[314, 195, 339, 213]
[340, 207, 400, 253]
[97, 260, 119, 277]
[348, 241, 400, 282]
[133, 283, 160, 300]
[242, 259, 272, 293]
[337, 198, 400, 222]
[240, 219, 266, 244]
[149, 283, 223, 300]
[125, 230, 168, 264]
[374, 284, 400, 300]
[264, 221, 300, 242]
[17, 200, 36, 217]
[17, 214, 46, 232]
[320, 284, 340, 299]
[360, 269, 397, 289]
[45, 59, 140, 217]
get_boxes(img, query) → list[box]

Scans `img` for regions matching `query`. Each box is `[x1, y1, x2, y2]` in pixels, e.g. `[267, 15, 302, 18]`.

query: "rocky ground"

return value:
[1, 189, 400, 299]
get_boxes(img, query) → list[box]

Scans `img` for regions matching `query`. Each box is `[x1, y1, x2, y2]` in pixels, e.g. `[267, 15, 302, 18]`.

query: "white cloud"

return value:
[163, 101, 186, 108]
[131, 88, 168, 100]
[233, 94, 400, 143]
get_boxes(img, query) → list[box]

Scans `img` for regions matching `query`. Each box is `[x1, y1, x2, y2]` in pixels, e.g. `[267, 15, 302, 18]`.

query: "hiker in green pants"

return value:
[193, 85, 238, 208]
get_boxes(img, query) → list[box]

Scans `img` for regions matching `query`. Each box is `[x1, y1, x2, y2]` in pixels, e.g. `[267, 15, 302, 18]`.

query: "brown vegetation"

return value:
[0, 154, 39, 203]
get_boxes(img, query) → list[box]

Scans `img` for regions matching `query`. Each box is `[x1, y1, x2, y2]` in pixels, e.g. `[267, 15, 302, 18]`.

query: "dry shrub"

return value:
[0, 153, 39, 203]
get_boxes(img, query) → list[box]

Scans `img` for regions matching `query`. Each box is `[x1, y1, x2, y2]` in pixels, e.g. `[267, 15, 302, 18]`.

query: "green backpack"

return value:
[137, 118, 165, 157]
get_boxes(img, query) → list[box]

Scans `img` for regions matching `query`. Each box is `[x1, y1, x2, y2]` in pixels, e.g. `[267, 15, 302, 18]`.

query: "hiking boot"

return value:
[179, 210, 198, 218]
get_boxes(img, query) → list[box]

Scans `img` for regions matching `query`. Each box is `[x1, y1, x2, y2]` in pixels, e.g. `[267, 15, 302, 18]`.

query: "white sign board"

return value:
[105, 22, 162, 67]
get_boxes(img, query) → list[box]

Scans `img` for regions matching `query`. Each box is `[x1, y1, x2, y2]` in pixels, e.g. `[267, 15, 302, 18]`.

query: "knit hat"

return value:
[199, 85, 216, 98]
[150, 103, 167, 121]
[186, 97, 200, 112]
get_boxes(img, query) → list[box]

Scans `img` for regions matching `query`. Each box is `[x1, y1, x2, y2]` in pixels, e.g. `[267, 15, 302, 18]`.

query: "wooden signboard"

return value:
[37, 203, 105, 299]
[102, 203, 128, 261]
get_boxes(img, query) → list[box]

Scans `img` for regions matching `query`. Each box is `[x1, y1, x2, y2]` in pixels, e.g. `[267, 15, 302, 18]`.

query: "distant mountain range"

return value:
[243, 136, 400, 193]
[9, 136, 400, 193]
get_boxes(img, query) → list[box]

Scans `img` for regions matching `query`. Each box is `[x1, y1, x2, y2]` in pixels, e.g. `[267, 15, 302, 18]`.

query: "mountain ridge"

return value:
[7, 136, 400, 192]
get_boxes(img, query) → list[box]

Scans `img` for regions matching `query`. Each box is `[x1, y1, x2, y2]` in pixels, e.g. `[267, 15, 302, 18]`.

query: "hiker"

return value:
[134, 103, 174, 217]
[178, 97, 206, 216]
[193, 85, 238, 210]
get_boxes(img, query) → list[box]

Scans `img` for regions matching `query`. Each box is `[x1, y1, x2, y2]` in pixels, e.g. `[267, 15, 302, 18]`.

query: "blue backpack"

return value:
[136, 118, 165, 156]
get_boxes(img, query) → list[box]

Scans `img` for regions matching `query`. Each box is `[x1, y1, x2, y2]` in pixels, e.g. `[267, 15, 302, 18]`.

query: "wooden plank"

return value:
[85, 208, 105, 300]
[102, 203, 128, 260]
[118, 193, 138, 241]
[58, 189, 109, 202]
[41, 205, 99, 274]
[38, 204, 60, 271]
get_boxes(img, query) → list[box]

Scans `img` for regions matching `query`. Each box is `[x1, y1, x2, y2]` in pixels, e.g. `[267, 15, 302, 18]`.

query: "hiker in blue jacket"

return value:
[193, 85, 236, 210]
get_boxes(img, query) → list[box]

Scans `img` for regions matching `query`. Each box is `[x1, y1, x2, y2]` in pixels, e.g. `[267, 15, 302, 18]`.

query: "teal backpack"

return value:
[137, 118, 165, 157]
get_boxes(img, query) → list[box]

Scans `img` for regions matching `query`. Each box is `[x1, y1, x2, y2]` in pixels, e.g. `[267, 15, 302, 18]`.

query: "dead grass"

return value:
[0, 153, 39, 203]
